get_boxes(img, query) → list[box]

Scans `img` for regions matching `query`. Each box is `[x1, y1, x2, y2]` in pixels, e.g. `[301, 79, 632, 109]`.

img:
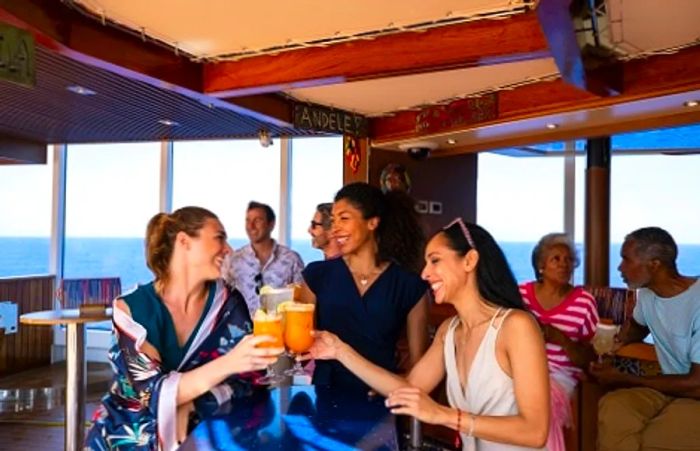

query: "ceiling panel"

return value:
[286, 58, 559, 116]
[74, 0, 530, 58]
[607, 0, 700, 55]
[0, 47, 313, 144]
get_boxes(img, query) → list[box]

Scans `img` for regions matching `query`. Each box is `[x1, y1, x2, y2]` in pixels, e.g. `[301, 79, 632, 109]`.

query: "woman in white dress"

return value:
[307, 218, 550, 450]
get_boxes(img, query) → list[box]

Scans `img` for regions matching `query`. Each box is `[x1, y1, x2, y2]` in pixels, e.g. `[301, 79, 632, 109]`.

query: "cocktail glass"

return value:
[592, 322, 619, 363]
[253, 311, 285, 384]
[283, 302, 315, 377]
[254, 287, 295, 384]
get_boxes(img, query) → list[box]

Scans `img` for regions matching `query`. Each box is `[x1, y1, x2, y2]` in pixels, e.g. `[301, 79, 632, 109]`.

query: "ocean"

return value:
[1, 237, 699, 291]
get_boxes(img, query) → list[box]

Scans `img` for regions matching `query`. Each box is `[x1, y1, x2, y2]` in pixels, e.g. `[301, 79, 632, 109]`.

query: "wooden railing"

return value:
[0, 275, 55, 377]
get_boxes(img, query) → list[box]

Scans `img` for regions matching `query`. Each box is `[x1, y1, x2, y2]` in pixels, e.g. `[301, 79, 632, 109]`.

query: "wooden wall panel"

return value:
[369, 149, 477, 237]
[0, 275, 54, 376]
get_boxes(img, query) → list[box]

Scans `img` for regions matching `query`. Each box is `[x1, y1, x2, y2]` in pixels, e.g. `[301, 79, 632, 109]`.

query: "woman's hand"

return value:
[385, 386, 447, 424]
[223, 334, 284, 374]
[304, 330, 345, 360]
[541, 324, 568, 346]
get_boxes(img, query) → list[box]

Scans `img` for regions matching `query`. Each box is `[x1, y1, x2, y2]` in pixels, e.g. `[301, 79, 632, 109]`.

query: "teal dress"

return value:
[121, 281, 215, 371]
[86, 280, 256, 450]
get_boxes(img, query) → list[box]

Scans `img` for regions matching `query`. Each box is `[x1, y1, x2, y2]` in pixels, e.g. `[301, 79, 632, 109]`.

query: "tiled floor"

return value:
[0, 362, 110, 450]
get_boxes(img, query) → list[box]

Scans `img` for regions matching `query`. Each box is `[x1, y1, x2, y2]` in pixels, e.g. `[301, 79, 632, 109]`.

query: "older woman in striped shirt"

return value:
[519, 233, 599, 451]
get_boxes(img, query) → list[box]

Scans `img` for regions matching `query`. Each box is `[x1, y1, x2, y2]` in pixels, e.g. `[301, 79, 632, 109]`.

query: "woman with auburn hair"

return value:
[299, 182, 429, 393]
[520, 233, 598, 451]
[86, 206, 283, 450]
[306, 218, 550, 450]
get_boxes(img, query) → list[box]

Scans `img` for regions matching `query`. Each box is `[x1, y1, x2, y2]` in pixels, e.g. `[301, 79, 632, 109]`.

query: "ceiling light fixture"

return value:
[684, 100, 699, 108]
[258, 129, 273, 148]
[158, 119, 180, 127]
[545, 123, 559, 130]
[446, 138, 457, 145]
[66, 85, 97, 96]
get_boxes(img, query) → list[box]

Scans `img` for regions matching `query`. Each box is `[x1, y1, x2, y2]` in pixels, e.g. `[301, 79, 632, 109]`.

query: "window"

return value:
[0, 147, 53, 277]
[610, 153, 700, 283]
[172, 139, 281, 251]
[289, 137, 343, 264]
[63, 143, 160, 290]
[477, 152, 565, 283]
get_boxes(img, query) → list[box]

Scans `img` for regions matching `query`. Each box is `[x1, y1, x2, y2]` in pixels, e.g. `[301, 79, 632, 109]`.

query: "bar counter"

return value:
[181, 384, 399, 450]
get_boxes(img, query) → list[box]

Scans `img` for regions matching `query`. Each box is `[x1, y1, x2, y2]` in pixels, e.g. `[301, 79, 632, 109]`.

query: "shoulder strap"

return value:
[493, 308, 513, 331]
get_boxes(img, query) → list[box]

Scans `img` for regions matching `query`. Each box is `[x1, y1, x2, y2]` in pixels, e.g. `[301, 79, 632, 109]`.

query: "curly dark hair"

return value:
[334, 182, 425, 273]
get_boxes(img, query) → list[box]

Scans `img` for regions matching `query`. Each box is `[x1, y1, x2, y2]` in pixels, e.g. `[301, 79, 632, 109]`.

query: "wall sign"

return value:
[415, 93, 498, 134]
[294, 103, 367, 137]
[0, 23, 36, 88]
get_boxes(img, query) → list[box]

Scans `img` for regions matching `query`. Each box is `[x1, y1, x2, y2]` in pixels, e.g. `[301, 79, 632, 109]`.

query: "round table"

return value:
[20, 308, 112, 451]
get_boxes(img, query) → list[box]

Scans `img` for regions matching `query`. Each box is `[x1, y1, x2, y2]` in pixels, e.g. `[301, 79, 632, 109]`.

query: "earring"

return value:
[538, 268, 544, 274]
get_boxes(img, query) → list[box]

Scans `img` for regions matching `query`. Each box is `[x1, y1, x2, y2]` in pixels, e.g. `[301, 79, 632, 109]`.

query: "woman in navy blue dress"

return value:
[300, 182, 429, 392]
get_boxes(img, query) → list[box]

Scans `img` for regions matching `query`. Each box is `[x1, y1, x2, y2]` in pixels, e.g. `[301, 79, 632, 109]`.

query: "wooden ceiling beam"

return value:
[203, 12, 550, 97]
[371, 44, 700, 143]
[0, 0, 294, 127]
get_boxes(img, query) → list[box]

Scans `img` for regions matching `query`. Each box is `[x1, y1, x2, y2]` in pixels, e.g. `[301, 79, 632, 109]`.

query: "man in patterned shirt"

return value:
[223, 201, 304, 316]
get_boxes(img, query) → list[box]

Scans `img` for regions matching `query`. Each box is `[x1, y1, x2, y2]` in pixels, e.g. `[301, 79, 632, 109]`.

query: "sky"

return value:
[0, 137, 342, 240]
[477, 152, 700, 244]
[1, 137, 699, 244]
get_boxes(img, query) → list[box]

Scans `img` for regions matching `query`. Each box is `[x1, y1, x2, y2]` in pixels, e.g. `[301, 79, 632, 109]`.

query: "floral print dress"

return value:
[85, 280, 258, 450]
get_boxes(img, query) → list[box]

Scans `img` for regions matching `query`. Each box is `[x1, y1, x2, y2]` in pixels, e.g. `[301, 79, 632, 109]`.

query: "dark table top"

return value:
[181, 385, 399, 451]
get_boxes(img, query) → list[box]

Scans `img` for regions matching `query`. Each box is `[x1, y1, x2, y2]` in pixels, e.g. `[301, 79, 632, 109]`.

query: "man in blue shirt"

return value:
[593, 227, 700, 451]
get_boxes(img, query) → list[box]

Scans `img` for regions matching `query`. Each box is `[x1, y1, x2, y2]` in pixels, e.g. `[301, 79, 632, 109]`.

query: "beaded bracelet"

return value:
[455, 409, 462, 448]
[467, 413, 476, 437]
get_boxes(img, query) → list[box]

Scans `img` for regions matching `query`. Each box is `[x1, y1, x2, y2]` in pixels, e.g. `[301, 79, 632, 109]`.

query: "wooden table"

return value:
[20, 308, 112, 451]
[181, 384, 399, 450]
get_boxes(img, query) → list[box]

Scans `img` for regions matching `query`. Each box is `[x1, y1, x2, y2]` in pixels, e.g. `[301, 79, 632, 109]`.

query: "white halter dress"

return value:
[443, 309, 547, 451]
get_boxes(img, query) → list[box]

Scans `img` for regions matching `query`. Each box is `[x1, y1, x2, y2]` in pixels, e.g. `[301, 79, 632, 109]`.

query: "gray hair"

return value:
[625, 227, 678, 271]
[316, 203, 333, 230]
[531, 233, 580, 281]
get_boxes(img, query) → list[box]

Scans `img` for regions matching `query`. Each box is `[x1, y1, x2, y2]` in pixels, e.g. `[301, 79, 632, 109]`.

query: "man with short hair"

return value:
[308, 202, 341, 260]
[592, 226, 700, 451]
[223, 201, 304, 315]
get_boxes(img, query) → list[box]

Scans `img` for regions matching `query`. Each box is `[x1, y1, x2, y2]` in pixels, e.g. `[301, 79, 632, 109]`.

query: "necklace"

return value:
[353, 272, 371, 286]
[351, 268, 380, 287]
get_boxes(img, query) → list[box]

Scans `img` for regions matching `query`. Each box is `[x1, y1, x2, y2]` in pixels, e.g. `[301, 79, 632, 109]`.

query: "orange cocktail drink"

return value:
[253, 311, 284, 349]
[284, 303, 315, 354]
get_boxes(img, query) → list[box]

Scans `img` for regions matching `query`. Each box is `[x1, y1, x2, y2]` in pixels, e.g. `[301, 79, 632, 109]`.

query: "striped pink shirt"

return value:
[520, 282, 599, 384]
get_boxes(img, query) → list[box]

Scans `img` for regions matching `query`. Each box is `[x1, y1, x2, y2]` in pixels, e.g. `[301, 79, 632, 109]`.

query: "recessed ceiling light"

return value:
[66, 85, 97, 96]
[545, 123, 559, 129]
[684, 100, 699, 108]
[446, 138, 457, 145]
[158, 119, 180, 127]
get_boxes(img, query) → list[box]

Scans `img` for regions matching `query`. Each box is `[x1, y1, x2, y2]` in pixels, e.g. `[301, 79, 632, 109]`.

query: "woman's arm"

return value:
[310, 321, 447, 396]
[543, 324, 597, 368]
[114, 300, 281, 407]
[175, 334, 280, 405]
[475, 311, 549, 447]
[406, 294, 430, 367]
